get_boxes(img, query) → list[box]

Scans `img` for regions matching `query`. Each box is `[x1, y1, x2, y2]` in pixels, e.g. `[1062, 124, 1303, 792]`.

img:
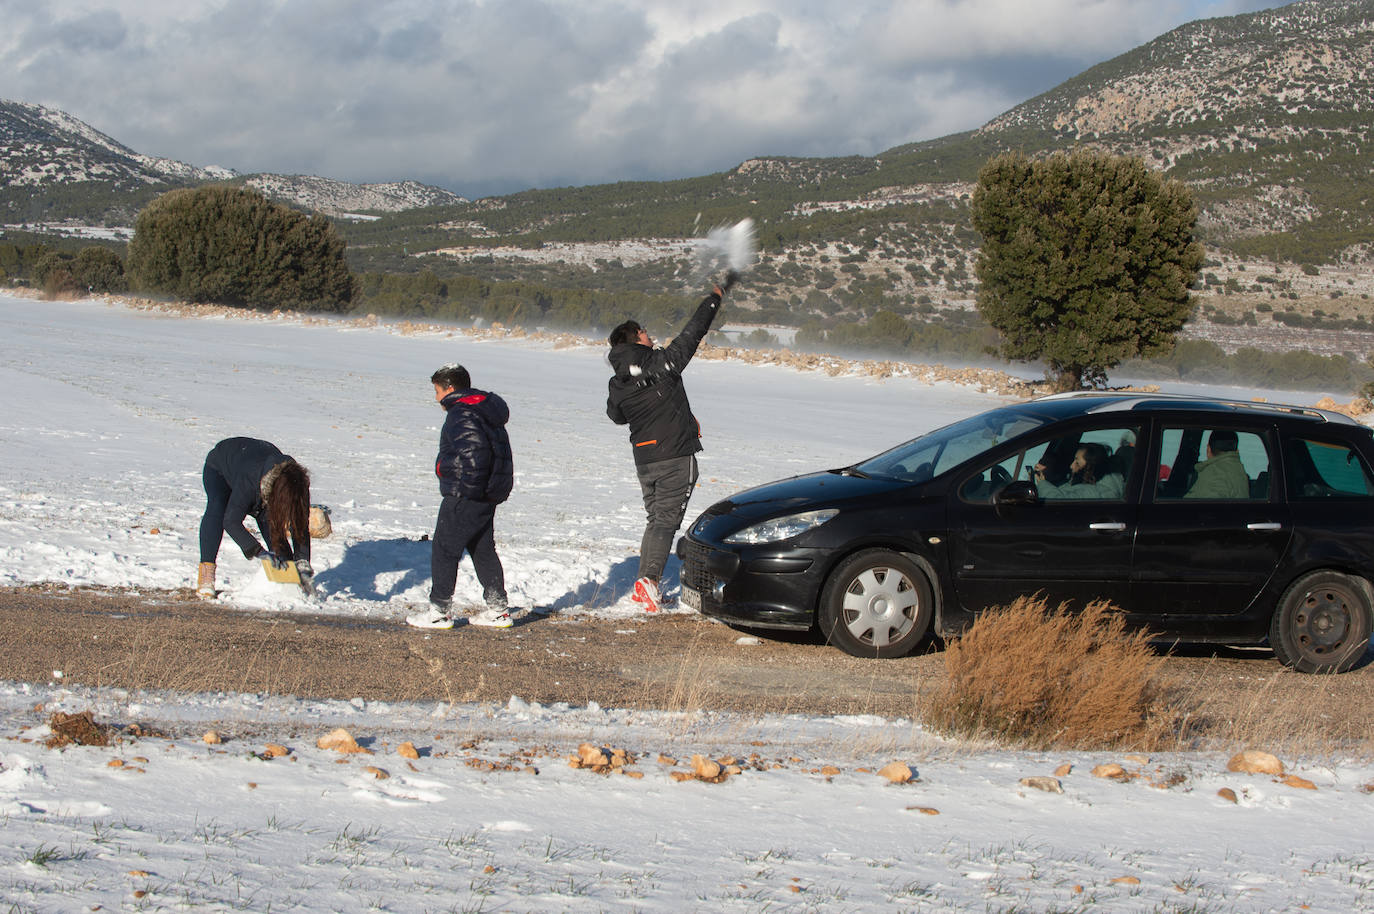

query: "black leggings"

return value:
[199, 464, 264, 563]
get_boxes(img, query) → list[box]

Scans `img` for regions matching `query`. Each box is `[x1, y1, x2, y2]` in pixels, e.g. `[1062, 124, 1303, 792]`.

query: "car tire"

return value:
[1269, 571, 1374, 674]
[819, 549, 933, 658]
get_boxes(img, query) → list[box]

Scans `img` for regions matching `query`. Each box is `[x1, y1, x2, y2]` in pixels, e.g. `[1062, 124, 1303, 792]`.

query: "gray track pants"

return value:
[635, 455, 699, 582]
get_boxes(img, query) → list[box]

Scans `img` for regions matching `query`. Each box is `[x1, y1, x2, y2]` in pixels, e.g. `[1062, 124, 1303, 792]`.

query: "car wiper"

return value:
[836, 466, 870, 478]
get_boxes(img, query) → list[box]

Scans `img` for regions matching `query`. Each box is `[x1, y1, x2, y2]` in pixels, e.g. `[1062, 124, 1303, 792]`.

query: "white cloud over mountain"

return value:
[1, 0, 1283, 197]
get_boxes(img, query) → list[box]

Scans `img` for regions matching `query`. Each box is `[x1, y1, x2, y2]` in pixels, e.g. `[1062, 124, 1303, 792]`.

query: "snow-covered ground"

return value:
[2, 291, 1372, 912]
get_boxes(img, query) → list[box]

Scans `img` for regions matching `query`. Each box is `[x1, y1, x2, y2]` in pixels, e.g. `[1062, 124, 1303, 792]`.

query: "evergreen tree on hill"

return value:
[970, 150, 1203, 390]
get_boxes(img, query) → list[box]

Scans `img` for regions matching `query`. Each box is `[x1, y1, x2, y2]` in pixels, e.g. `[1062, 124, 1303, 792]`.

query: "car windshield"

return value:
[852, 407, 1050, 483]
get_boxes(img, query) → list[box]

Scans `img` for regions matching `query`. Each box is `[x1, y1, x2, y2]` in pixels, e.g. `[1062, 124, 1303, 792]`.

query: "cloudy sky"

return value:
[3, 0, 1285, 198]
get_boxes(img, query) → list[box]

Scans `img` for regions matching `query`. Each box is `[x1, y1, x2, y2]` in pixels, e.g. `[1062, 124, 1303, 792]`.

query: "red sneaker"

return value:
[632, 577, 662, 612]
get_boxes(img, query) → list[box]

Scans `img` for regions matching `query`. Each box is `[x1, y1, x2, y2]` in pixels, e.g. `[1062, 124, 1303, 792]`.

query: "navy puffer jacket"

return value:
[435, 389, 514, 503]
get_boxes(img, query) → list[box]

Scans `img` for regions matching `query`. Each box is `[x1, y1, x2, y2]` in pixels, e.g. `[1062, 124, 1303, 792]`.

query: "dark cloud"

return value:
[56, 9, 128, 53]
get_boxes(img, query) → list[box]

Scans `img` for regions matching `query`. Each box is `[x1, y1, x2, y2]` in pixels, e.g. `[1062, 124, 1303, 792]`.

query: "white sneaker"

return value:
[406, 606, 454, 629]
[470, 607, 514, 628]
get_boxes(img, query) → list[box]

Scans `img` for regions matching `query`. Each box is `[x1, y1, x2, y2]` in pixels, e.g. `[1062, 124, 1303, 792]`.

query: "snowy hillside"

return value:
[0, 99, 232, 188]
[2, 291, 1371, 913]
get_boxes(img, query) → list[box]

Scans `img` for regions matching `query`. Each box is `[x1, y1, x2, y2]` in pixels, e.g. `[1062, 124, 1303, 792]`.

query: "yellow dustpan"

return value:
[261, 558, 302, 585]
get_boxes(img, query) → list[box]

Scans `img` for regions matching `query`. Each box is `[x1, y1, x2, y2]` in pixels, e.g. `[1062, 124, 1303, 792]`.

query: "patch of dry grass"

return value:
[44, 710, 113, 748]
[923, 596, 1193, 751]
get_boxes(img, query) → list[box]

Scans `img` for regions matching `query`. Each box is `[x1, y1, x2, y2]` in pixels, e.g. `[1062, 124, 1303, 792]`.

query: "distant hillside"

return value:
[979, 0, 1374, 262]
[243, 174, 465, 216]
[0, 99, 231, 224]
[0, 100, 463, 220]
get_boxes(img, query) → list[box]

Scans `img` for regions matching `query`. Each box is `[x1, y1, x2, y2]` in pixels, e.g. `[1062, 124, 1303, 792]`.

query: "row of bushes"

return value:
[1, 240, 127, 296]
[1124, 338, 1362, 390]
[6, 184, 1370, 393]
[10, 236, 1368, 393]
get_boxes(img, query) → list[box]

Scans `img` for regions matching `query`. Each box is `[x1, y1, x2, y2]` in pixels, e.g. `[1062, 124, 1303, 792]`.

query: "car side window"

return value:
[1029, 427, 1136, 501]
[959, 427, 1137, 504]
[1284, 437, 1374, 499]
[1155, 427, 1270, 501]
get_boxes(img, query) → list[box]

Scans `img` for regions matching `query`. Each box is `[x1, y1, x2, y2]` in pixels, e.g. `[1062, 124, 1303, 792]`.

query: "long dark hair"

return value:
[1077, 443, 1111, 485]
[267, 460, 310, 558]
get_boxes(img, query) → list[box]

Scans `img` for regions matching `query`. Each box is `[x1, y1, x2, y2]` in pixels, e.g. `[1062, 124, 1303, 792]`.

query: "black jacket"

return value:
[606, 291, 721, 467]
[436, 388, 514, 503]
[204, 437, 310, 562]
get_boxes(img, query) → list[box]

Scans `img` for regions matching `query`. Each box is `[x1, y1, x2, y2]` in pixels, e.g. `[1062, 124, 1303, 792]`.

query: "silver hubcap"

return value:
[842, 566, 919, 647]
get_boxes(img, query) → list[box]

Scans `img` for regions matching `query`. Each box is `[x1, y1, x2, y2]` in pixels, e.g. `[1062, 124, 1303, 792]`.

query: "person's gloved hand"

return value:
[262, 551, 290, 571]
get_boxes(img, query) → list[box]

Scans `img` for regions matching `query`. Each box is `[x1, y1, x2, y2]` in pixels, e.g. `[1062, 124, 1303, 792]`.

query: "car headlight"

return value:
[723, 509, 838, 545]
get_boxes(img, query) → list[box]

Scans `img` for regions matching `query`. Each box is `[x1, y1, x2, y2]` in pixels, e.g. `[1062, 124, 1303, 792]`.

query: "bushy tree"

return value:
[32, 246, 127, 297]
[73, 247, 127, 293]
[127, 186, 355, 311]
[971, 150, 1203, 389]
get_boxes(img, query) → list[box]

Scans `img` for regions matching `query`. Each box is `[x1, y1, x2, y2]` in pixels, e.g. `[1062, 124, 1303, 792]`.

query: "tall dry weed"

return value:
[924, 596, 1192, 751]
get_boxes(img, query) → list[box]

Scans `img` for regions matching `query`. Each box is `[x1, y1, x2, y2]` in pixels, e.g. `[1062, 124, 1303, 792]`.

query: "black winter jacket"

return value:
[606, 291, 721, 467]
[204, 437, 310, 562]
[435, 388, 514, 503]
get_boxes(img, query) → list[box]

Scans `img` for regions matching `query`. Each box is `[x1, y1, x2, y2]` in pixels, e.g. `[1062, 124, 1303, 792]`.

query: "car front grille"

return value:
[681, 538, 716, 605]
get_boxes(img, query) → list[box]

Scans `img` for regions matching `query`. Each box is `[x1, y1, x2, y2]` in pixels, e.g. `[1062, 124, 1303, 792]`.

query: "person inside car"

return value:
[1185, 429, 1250, 499]
[1033, 442, 1124, 499]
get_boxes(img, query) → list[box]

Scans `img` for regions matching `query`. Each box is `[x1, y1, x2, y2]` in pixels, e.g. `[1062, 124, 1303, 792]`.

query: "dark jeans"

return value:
[199, 463, 266, 563]
[635, 455, 698, 582]
[430, 495, 506, 607]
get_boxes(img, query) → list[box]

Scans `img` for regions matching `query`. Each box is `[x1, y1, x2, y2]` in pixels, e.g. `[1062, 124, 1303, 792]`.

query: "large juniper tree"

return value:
[127, 186, 355, 311]
[971, 150, 1203, 389]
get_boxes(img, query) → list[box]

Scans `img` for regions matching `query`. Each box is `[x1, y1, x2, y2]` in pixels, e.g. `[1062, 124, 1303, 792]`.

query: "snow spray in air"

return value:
[693, 218, 757, 291]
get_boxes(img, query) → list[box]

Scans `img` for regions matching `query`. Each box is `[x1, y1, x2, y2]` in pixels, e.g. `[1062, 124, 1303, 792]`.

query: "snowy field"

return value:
[2, 291, 1373, 912]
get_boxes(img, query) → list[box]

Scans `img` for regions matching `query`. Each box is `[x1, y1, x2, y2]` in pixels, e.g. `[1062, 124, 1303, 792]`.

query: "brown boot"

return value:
[196, 562, 216, 599]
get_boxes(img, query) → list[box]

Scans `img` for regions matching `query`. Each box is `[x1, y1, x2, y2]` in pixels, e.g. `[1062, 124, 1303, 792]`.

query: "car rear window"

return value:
[1285, 437, 1374, 499]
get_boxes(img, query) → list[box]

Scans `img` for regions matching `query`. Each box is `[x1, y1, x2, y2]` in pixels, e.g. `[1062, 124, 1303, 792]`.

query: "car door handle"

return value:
[1089, 522, 1127, 532]
[1246, 522, 1283, 531]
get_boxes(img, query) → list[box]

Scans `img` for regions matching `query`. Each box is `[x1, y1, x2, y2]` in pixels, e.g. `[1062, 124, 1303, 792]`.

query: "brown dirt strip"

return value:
[2, 586, 1372, 752]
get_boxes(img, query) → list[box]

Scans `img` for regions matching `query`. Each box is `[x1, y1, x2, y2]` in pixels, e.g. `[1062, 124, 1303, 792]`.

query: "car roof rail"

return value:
[1052, 391, 1363, 425]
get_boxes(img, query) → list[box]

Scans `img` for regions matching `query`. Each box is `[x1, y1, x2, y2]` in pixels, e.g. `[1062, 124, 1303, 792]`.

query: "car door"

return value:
[1130, 421, 1291, 620]
[949, 422, 1141, 613]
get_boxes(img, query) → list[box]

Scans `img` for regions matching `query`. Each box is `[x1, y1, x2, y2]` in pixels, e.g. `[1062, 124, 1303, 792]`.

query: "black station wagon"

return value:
[678, 392, 1374, 673]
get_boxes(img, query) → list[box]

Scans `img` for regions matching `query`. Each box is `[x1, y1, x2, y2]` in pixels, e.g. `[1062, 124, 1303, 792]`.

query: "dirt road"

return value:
[3, 586, 1373, 750]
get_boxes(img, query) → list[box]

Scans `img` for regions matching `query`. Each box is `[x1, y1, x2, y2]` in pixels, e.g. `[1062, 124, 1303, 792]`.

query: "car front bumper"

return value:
[678, 535, 823, 630]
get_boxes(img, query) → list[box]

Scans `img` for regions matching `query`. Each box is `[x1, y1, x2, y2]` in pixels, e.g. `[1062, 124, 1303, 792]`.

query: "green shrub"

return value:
[127, 186, 355, 311]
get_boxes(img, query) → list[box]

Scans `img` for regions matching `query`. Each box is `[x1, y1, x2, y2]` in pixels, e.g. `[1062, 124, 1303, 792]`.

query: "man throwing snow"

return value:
[606, 283, 725, 611]
[407, 364, 515, 630]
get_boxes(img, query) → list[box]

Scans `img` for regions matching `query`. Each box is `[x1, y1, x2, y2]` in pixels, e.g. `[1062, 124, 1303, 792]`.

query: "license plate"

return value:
[680, 585, 701, 610]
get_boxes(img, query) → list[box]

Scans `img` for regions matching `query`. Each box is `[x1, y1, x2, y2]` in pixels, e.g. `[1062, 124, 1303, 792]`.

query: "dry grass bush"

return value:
[924, 596, 1192, 751]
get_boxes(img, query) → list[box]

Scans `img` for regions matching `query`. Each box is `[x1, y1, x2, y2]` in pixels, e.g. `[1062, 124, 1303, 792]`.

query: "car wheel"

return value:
[1269, 571, 1374, 674]
[819, 549, 933, 658]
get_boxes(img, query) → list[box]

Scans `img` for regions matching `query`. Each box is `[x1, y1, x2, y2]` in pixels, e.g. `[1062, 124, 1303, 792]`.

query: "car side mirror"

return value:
[994, 479, 1039, 508]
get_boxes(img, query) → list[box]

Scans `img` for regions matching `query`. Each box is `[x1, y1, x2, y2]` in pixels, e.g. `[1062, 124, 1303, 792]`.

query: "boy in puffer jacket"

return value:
[406, 364, 515, 629]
